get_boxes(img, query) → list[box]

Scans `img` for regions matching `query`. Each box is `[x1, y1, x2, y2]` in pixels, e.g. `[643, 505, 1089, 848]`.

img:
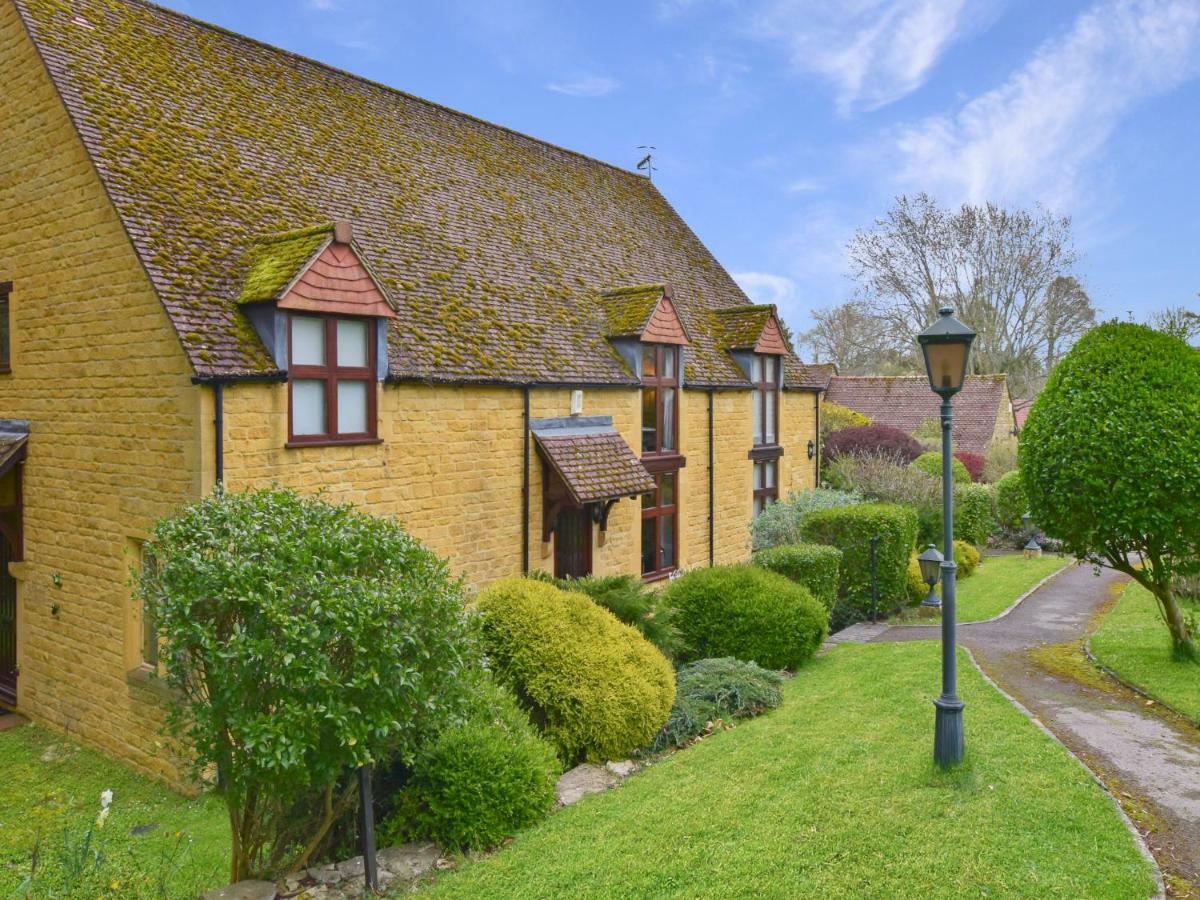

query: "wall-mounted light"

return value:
[51, 572, 62, 587]
[807, 440, 816, 460]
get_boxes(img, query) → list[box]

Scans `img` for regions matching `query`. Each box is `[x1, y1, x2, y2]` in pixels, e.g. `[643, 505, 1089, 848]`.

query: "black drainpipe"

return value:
[814, 391, 821, 486]
[213, 382, 225, 487]
[521, 386, 530, 574]
[707, 389, 715, 567]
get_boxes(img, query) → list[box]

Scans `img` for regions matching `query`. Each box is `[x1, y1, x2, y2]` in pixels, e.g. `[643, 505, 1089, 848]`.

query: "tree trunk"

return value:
[1154, 583, 1197, 661]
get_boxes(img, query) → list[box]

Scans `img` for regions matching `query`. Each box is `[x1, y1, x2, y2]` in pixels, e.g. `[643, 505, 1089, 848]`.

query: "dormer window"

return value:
[753, 354, 779, 447]
[288, 314, 377, 444]
[641, 344, 679, 454]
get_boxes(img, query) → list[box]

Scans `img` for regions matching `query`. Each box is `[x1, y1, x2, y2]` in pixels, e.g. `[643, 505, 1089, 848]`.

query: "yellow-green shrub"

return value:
[954, 540, 981, 577]
[476, 578, 675, 763]
[906, 553, 928, 605]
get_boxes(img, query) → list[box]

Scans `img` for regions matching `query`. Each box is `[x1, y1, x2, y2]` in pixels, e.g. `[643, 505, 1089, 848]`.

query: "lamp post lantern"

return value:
[917, 306, 976, 768]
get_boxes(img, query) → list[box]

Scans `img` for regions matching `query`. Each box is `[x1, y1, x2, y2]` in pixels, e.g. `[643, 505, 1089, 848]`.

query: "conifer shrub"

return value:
[800, 503, 919, 628]
[753, 543, 842, 612]
[820, 401, 870, 437]
[652, 658, 784, 751]
[664, 565, 827, 670]
[475, 578, 675, 763]
[954, 539, 981, 578]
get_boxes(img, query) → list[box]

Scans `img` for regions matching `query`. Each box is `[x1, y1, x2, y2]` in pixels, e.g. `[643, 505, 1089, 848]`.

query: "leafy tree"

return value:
[1148, 302, 1200, 345]
[1021, 323, 1200, 660]
[136, 488, 474, 881]
[838, 194, 1095, 395]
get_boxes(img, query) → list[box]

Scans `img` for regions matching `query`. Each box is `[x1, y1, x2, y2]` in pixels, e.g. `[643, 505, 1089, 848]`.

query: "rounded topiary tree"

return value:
[1021, 322, 1200, 660]
[912, 451, 971, 486]
[994, 469, 1027, 530]
[136, 488, 474, 881]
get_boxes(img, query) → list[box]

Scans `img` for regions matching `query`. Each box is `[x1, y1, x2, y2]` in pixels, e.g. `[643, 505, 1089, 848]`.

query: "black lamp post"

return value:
[918, 543, 944, 608]
[917, 306, 976, 768]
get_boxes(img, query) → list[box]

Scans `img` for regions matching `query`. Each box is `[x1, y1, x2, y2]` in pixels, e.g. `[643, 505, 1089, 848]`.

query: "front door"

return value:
[554, 506, 592, 580]
[0, 534, 15, 707]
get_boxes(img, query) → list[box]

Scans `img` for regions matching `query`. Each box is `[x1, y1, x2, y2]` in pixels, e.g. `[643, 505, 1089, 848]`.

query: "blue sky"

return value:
[169, 0, 1200, 335]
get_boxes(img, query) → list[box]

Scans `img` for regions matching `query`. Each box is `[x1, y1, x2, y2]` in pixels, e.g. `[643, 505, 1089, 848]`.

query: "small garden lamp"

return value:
[918, 544, 944, 608]
[1022, 512, 1042, 559]
[917, 306, 977, 769]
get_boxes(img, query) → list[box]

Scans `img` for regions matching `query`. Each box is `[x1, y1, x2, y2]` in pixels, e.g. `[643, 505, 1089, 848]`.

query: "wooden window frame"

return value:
[286, 313, 381, 447]
[753, 353, 780, 449]
[753, 459, 779, 517]
[641, 344, 681, 460]
[641, 471, 678, 581]
[0, 281, 11, 374]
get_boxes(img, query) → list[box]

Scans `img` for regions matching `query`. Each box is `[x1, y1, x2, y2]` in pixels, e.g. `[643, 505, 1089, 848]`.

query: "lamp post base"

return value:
[933, 695, 964, 768]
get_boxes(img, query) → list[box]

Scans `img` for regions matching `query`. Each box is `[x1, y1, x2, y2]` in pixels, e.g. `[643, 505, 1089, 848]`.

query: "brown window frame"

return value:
[752, 459, 779, 518]
[641, 344, 681, 458]
[0, 281, 11, 374]
[753, 353, 780, 448]
[641, 471, 678, 581]
[286, 313, 380, 447]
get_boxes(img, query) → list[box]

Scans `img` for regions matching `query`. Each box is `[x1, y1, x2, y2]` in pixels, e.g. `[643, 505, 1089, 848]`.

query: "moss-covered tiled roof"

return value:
[711, 305, 776, 349]
[237, 224, 333, 304]
[600, 284, 665, 337]
[15, 0, 825, 388]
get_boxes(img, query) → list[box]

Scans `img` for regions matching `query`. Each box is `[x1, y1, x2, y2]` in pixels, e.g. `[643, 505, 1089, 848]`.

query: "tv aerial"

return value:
[636, 145, 657, 181]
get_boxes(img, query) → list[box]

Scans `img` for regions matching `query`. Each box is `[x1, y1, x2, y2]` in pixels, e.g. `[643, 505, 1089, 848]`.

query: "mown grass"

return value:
[1090, 582, 1200, 724]
[896, 553, 1071, 625]
[420, 641, 1155, 899]
[0, 723, 228, 898]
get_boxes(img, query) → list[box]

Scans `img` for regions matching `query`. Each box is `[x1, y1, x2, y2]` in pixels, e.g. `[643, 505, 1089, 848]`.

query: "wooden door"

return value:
[0, 534, 15, 707]
[554, 506, 592, 580]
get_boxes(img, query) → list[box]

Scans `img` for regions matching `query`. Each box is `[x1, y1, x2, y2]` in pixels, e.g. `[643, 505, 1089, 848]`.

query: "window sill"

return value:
[126, 666, 175, 698]
[748, 444, 784, 462]
[285, 437, 383, 449]
[641, 569, 677, 584]
[641, 453, 686, 474]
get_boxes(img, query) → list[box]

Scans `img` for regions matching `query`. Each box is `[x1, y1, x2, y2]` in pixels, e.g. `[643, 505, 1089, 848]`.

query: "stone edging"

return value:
[1082, 639, 1199, 729]
[961, 646, 1165, 900]
[890, 558, 1075, 628]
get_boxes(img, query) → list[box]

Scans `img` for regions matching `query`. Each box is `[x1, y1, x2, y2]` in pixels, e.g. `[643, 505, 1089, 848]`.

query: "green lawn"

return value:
[0, 724, 229, 898]
[1090, 582, 1200, 724]
[896, 553, 1072, 625]
[420, 641, 1155, 899]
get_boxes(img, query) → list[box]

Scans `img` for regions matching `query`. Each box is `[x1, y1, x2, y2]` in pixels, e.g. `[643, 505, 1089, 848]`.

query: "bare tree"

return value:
[844, 194, 1095, 395]
[799, 300, 910, 374]
[1148, 301, 1200, 345]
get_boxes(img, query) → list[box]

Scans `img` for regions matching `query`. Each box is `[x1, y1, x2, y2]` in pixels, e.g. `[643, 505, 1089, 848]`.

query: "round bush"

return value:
[386, 677, 560, 852]
[955, 483, 996, 547]
[823, 424, 924, 465]
[664, 565, 827, 670]
[994, 470, 1027, 530]
[475, 578, 675, 763]
[653, 658, 784, 751]
[753, 543, 842, 612]
[912, 451, 971, 486]
[953, 451, 986, 483]
[800, 502, 920, 627]
[906, 553, 928, 605]
[540, 573, 686, 661]
[954, 539, 981, 577]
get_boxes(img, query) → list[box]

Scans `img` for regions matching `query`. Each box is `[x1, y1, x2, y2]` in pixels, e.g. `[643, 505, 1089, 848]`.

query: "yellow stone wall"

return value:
[0, 4, 202, 782]
[779, 388, 820, 496]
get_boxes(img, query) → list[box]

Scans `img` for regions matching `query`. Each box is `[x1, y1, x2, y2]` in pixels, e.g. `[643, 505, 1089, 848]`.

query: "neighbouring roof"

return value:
[807, 362, 837, 392]
[14, 0, 825, 390]
[825, 375, 1013, 454]
[1012, 398, 1034, 431]
[531, 419, 654, 504]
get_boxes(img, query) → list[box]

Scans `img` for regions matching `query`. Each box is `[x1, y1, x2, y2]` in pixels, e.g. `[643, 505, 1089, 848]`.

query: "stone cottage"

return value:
[0, 0, 824, 777]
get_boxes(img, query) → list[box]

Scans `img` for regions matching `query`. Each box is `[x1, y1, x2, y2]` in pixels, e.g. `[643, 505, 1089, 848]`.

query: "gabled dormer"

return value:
[600, 283, 691, 381]
[711, 304, 791, 385]
[238, 221, 394, 381]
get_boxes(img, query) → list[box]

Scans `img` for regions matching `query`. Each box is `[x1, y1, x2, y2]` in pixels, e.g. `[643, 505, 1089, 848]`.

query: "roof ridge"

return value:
[113, 0, 650, 185]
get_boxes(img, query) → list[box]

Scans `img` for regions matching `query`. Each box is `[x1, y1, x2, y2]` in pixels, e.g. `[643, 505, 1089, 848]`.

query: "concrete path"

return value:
[866, 564, 1200, 891]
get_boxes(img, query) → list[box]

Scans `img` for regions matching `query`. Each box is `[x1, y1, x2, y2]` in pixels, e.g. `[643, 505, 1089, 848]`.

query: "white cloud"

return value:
[546, 76, 619, 98]
[893, 0, 1200, 206]
[785, 177, 826, 194]
[751, 0, 991, 113]
[733, 272, 797, 307]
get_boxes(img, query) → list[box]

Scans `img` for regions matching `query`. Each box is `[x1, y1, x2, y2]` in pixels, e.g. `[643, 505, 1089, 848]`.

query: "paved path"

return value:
[866, 564, 1200, 891]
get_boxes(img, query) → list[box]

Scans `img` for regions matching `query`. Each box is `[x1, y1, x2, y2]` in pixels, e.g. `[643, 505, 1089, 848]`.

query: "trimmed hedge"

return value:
[664, 565, 827, 670]
[913, 452, 971, 486]
[750, 488, 862, 551]
[653, 658, 784, 751]
[382, 677, 559, 852]
[994, 470, 1027, 530]
[753, 543, 842, 612]
[476, 578, 675, 763]
[800, 503, 919, 628]
[955, 483, 996, 547]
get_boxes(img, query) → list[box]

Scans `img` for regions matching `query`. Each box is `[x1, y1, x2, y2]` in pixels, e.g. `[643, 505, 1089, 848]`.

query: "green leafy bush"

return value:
[475, 578, 675, 763]
[954, 540, 981, 578]
[821, 401, 871, 436]
[753, 543, 842, 612]
[1021, 322, 1200, 659]
[954, 483, 996, 547]
[994, 470, 1027, 530]
[137, 488, 473, 881]
[912, 452, 971, 486]
[382, 676, 560, 852]
[906, 553, 929, 605]
[664, 565, 827, 670]
[653, 658, 784, 751]
[750, 487, 862, 551]
[538, 573, 686, 661]
[800, 503, 919, 628]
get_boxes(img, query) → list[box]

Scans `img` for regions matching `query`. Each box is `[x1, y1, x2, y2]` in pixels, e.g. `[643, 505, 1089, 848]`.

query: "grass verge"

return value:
[894, 553, 1071, 625]
[0, 724, 228, 898]
[1090, 582, 1200, 724]
[419, 641, 1155, 899]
